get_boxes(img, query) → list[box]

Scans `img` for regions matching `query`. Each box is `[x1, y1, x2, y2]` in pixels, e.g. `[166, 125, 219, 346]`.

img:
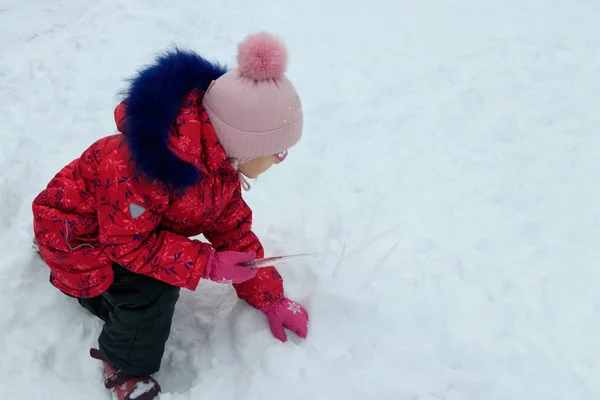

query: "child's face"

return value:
[238, 155, 276, 179]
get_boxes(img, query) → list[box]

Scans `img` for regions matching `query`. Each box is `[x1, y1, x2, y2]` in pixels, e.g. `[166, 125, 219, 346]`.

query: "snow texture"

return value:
[2, 0, 600, 399]
[130, 381, 156, 399]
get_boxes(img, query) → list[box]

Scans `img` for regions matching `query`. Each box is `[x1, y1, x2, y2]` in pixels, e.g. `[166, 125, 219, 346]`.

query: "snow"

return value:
[130, 381, 156, 399]
[1, 0, 600, 399]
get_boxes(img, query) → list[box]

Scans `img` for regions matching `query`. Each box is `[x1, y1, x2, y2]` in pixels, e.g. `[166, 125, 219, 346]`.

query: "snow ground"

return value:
[1, 0, 600, 399]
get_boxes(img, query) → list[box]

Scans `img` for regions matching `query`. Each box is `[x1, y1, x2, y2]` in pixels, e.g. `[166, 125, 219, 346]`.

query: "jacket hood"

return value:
[118, 48, 228, 188]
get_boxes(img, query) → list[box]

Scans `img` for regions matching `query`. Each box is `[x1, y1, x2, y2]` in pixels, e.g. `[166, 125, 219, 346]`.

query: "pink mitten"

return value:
[260, 297, 309, 342]
[203, 250, 257, 284]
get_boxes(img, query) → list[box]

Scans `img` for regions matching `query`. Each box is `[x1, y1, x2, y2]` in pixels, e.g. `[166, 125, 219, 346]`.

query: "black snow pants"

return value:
[78, 264, 180, 376]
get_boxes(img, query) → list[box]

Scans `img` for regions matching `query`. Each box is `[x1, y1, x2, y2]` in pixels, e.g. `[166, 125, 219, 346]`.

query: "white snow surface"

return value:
[2, 0, 600, 399]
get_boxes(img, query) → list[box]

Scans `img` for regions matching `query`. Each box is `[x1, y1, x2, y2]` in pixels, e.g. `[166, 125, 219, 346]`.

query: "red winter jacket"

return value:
[32, 49, 284, 309]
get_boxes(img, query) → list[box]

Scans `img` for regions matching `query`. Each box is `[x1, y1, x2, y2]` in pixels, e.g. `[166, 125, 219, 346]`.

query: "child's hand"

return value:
[260, 297, 309, 342]
[203, 250, 258, 284]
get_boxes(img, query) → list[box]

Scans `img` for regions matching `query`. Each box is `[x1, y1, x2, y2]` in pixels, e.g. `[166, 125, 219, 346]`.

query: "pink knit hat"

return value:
[203, 33, 303, 166]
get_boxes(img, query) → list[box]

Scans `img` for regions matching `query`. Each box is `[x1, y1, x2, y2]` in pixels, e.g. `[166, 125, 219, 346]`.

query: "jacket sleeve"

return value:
[96, 159, 212, 291]
[203, 190, 284, 309]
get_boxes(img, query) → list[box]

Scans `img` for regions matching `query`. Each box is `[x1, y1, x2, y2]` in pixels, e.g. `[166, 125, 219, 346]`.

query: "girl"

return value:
[32, 32, 308, 400]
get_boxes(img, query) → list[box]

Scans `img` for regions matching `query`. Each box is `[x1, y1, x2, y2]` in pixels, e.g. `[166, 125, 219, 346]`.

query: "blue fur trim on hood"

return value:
[121, 48, 228, 188]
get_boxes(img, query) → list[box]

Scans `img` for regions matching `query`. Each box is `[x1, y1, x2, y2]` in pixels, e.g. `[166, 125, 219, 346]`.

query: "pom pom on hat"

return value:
[237, 32, 288, 81]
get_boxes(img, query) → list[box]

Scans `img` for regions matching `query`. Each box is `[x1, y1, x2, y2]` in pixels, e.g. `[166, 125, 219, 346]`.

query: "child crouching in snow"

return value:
[31, 32, 308, 400]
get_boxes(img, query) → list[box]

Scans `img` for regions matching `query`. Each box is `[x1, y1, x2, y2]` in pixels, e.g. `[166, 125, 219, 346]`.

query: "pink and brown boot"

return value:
[90, 349, 161, 400]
